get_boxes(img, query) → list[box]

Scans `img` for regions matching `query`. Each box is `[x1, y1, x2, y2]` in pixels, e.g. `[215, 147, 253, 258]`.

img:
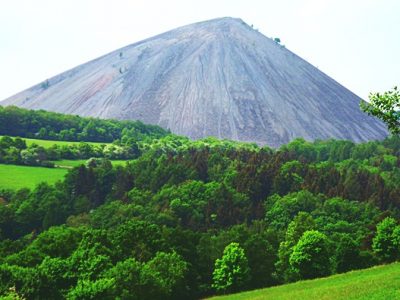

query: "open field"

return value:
[0, 159, 129, 190]
[0, 164, 68, 190]
[209, 263, 400, 300]
[53, 159, 129, 168]
[0, 135, 107, 148]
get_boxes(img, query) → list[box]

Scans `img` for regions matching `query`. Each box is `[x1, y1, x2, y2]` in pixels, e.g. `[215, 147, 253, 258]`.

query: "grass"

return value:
[0, 135, 107, 148]
[0, 164, 68, 190]
[208, 263, 400, 300]
[0, 136, 129, 190]
[0, 160, 130, 190]
[52, 159, 129, 168]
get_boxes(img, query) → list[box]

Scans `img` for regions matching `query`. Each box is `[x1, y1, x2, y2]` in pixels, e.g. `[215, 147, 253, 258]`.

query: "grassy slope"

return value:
[209, 263, 400, 300]
[53, 159, 129, 168]
[0, 160, 128, 189]
[0, 135, 107, 148]
[0, 164, 68, 190]
[0, 136, 126, 189]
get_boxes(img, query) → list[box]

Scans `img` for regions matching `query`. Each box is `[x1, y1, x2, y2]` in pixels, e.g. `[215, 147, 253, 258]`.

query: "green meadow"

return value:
[53, 159, 129, 168]
[0, 164, 68, 190]
[0, 135, 106, 148]
[209, 263, 400, 300]
[0, 159, 130, 190]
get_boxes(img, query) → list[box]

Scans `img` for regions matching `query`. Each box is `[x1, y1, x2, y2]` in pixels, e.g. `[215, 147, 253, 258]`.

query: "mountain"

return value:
[1, 17, 387, 147]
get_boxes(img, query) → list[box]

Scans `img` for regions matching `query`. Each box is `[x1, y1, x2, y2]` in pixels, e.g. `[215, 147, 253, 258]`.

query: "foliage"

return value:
[360, 86, 400, 135]
[372, 217, 400, 263]
[141, 251, 188, 299]
[289, 230, 332, 280]
[208, 262, 400, 300]
[212, 242, 250, 293]
[66, 278, 115, 300]
[0, 109, 399, 298]
[0, 106, 168, 142]
[275, 212, 316, 282]
[0, 135, 137, 166]
[0, 286, 25, 300]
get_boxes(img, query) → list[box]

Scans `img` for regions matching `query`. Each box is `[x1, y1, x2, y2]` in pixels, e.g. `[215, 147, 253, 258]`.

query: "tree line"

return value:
[0, 136, 141, 167]
[0, 106, 168, 143]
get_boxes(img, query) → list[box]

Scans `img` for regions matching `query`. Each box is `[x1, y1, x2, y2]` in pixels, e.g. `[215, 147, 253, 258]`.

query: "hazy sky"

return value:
[0, 0, 399, 100]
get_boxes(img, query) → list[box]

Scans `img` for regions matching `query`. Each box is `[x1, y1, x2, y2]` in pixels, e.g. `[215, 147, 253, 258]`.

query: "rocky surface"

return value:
[1, 17, 388, 147]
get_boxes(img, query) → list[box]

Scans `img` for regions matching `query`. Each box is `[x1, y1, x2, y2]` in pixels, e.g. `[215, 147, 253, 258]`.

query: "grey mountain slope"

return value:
[1, 17, 387, 147]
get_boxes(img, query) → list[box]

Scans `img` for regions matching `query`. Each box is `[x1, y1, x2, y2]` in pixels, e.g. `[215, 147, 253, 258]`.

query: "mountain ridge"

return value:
[1, 17, 388, 147]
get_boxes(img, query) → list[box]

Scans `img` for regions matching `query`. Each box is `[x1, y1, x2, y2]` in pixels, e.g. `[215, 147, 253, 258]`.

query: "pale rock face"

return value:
[1, 17, 388, 147]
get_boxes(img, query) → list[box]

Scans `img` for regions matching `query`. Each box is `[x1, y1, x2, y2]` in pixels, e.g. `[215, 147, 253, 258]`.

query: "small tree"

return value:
[372, 217, 400, 262]
[289, 230, 332, 280]
[276, 212, 316, 282]
[274, 37, 281, 44]
[41, 79, 50, 89]
[212, 242, 250, 293]
[142, 251, 188, 299]
[334, 233, 362, 273]
[360, 86, 400, 135]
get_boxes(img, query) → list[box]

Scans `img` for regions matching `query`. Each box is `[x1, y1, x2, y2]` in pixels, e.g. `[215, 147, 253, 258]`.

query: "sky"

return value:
[0, 0, 399, 100]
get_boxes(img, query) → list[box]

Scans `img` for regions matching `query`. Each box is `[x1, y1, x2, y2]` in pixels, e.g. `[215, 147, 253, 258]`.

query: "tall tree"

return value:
[276, 212, 316, 282]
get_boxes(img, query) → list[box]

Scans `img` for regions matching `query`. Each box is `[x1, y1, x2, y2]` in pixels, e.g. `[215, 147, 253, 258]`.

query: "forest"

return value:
[0, 107, 400, 299]
[0, 106, 168, 142]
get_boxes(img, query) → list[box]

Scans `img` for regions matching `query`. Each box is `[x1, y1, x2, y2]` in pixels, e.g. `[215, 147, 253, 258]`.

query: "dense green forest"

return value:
[0, 106, 168, 142]
[0, 107, 400, 299]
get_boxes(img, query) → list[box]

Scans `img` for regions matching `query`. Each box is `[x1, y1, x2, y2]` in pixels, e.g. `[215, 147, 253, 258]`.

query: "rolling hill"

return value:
[209, 263, 400, 300]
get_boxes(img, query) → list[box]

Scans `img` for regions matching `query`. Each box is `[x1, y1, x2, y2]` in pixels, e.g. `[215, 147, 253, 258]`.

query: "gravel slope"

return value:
[1, 17, 388, 147]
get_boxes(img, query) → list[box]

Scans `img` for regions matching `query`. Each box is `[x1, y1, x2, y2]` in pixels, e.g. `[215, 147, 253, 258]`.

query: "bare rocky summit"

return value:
[1, 17, 387, 147]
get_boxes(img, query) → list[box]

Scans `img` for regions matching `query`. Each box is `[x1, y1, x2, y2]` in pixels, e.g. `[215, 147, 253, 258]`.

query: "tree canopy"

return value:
[361, 86, 400, 135]
[0, 108, 399, 298]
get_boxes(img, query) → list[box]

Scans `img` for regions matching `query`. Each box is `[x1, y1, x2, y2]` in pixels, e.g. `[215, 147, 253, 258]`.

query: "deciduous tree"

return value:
[212, 242, 250, 293]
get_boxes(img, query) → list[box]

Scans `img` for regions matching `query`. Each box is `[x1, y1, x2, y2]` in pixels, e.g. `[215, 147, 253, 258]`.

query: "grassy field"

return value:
[0, 164, 68, 190]
[209, 263, 400, 300]
[53, 159, 129, 168]
[0, 135, 107, 148]
[0, 159, 130, 189]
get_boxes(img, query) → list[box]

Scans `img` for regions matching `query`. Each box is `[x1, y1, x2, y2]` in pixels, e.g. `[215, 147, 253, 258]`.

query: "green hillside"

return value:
[52, 159, 128, 168]
[0, 135, 105, 148]
[209, 263, 400, 300]
[0, 159, 128, 189]
[0, 105, 168, 143]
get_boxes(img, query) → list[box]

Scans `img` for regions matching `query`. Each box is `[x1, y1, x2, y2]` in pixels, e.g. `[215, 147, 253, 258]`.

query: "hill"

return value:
[0, 105, 168, 143]
[0, 128, 399, 298]
[0, 135, 104, 148]
[1, 17, 387, 147]
[208, 263, 400, 300]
